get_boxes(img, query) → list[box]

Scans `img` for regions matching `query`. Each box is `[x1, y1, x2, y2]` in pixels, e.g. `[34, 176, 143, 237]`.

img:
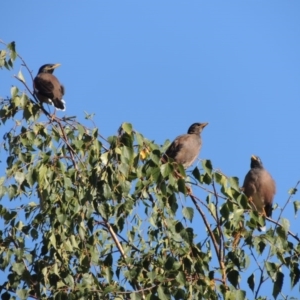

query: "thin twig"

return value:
[188, 180, 227, 200]
[254, 181, 300, 297]
[103, 218, 145, 299]
[274, 180, 300, 235]
[189, 194, 226, 284]
[266, 216, 300, 243]
[212, 180, 225, 266]
[189, 194, 218, 222]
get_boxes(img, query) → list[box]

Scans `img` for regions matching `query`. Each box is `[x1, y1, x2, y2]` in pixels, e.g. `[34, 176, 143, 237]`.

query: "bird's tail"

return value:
[52, 99, 66, 111]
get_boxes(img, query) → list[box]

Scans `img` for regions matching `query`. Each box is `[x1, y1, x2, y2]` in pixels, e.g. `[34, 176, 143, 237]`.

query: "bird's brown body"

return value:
[34, 64, 66, 111]
[164, 123, 208, 169]
[243, 155, 276, 217]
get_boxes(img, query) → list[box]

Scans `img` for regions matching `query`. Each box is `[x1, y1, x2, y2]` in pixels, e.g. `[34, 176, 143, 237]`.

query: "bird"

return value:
[242, 155, 276, 227]
[33, 63, 66, 111]
[163, 122, 208, 169]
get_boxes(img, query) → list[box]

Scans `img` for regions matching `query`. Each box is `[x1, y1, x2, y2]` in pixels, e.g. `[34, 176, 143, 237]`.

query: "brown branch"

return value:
[103, 218, 127, 259]
[53, 121, 79, 171]
[189, 194, 226, 284]
[103, 218, 145, 299]
[212, 180, 225, 265]
[266, 216, 300, 243]
[189, 180, 227, 200]
[189, 194, 218, 222]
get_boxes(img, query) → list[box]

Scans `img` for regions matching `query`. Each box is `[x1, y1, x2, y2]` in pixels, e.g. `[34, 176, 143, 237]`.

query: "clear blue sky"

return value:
[1, 1, 300, 298]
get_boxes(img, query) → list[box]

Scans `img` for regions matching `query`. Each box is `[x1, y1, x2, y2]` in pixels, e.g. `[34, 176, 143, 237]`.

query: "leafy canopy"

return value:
[0, 40, 300, 300]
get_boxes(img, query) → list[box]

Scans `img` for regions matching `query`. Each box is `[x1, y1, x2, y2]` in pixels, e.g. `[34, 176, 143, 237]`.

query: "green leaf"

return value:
[202, 159, 213, 175]
[130, 292, 142, 300]
[281, 218, 290, 234]
[180, 228, 193, 244]
[14, 172, 25, 185]
[215, 172, 227, 188]
[50, 232, 57, 249]
[182, 207, 194, 222]
[165, 256, 175, 270]
[225, 290, 246, 300]
[77, 124, 85, 136]
[227, 269, 240, 288]
[177, 178, 186, 195]
[104, 267, 113, 284]
[12, 262, 26, 275]
[290, 263, 300, 288]
[121, 146, 134, 163]
[160, 163, 172, 178]
[64, 274, 75, 288]
[247, 273, 255, 292]
[208, 203, 217, 219]
[1, 292, 11, 300]
[7, 41, 17, 61]
[150, 149, 161, 165]
[11, 86, 18, 98]
[272, 271, 284, 299]
[266, 262, 278, 281]
[192, 166, 202, 183]
[17, 70, 25, 83]
[293, 200, 300, 216]
[288, 188, 297, 195]
[63, 240, 73, 252]
[157, 286, 169, 300]
[122, 122, 132, 134]
[202, 173, 212, 185]
[229, 176, 240, 191]
[16, 289, 29, 300]
[176, 271, 186, 286]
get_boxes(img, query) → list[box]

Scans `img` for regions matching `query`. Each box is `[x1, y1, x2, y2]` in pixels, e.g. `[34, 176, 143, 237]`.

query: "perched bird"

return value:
[242, 155, 276, 224]
[163, 122, 208, 169]
[33, 63, 66, 111]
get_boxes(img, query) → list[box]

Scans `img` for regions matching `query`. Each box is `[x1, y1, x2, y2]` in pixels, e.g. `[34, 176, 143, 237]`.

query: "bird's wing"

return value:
[243, 171, 257, 198]
[165, 135, 185, 159]
[34, 74, 57, 99]
[259, 170, 276, 216]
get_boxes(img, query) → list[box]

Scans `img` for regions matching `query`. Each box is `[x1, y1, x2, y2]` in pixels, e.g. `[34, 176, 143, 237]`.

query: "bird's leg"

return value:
[45, 103, 55, 120]
[247, 196, 259, 212]
[174, 168, 184, 179]
[261, 208, 267, 217]
[186, 185, 192, 195]
[49, 107, 57, 121]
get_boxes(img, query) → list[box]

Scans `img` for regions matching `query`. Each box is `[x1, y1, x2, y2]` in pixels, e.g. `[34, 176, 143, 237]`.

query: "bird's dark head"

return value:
[250, 155, 263, 169]
[187, 122, 208, 134]
[37, 63, 61, 74]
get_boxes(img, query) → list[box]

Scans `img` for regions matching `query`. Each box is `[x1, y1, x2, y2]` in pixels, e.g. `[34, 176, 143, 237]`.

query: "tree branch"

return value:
[189, 194, 226, 284]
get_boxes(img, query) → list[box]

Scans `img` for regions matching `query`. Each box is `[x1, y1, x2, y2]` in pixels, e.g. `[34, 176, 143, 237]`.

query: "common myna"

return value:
[163, 122, 208, 169]
[33, 64, 66, 111]
[242, 155, 276, 223]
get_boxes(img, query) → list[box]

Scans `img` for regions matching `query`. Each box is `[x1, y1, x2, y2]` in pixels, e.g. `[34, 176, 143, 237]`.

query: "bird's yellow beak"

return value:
[251, 155, 258, 160]
[51, 63, 61, 69]
[201, 122, 208, 128]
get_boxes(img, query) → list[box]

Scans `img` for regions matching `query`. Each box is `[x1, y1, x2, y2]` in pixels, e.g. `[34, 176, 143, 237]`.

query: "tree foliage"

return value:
[0, 40, 300, 300]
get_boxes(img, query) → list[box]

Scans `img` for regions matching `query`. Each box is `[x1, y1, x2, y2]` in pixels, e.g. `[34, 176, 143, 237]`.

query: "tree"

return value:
[0, 40, 299, 300]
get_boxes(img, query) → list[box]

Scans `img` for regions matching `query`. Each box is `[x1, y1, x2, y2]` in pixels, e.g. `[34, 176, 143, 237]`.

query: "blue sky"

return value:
[1, 1, 300, 298]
